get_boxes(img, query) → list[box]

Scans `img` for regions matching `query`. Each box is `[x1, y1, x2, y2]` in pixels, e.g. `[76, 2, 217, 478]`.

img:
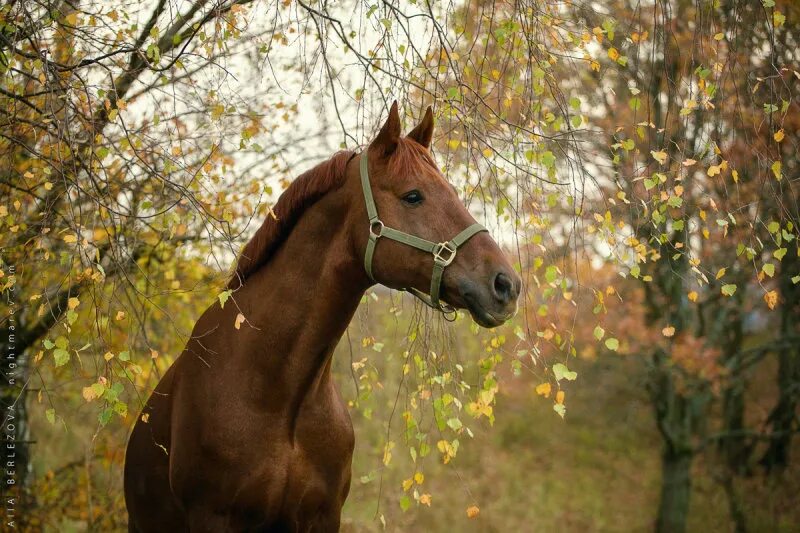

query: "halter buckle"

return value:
[369, 220, 384, 238]
[432, 241, 457, 266]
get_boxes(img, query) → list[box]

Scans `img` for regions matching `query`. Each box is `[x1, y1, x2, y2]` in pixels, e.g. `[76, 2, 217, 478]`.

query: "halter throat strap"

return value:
[359, 151, 487, 312]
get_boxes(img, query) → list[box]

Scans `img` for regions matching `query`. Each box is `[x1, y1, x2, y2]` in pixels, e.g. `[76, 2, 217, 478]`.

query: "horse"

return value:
[124, 102, 521, 532]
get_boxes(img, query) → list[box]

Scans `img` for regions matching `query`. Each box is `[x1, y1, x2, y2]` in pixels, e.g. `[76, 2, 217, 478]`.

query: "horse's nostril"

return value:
[492, 272, 515, 303]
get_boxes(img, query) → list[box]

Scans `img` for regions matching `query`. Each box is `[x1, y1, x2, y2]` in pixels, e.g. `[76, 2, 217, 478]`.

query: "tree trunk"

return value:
[759, 351, 798, 472]
[656, 449, 693, 533]
[761, 248, 800, 473]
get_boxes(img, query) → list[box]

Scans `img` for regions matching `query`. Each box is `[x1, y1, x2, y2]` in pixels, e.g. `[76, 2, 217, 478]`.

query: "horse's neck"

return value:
[232, 189, 367, 406]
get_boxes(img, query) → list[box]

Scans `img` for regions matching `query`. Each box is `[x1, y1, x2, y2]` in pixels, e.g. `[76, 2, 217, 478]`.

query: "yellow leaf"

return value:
[608, 47, 619, 61]
[535, 382, 551, 398]
[82, 386, 96, 402]
[771, 161, 782, 181]
[713, 32, 724, 41]
[67, 297, 80, 310]
[419, 494, 432, 506]
[141, 413, 150, 423]
[555, 390, 565, 405]
[662, 326, 675, 337]
[774, 129, 785, 142]
[65, 12, 78, 26]
[466, 506, 480, 519]
[44, 182, 53, 190]
[448, 139, 460, 150]
[707, 164, 721, 176]
[402, 478, 413, 491]
[103, 351, 114, 361]
[63, 234, 78, 244]
[688, 291, 698, 302]
[235, 313, 245, 330]
[651, 150, 667, 165]
[482, 148, 493, 158]
[732, 170, 739, 183]
[715, 267, 727, 280]
[414, 472, 424, 485]
[115, 311, 126, 321]
[764, 290, 778, 310]
[150, 349, 159, 359]
[682, 159, 696, 167]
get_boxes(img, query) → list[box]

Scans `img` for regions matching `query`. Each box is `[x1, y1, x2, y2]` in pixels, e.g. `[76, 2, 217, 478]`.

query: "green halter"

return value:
[360, 151, 487, 313]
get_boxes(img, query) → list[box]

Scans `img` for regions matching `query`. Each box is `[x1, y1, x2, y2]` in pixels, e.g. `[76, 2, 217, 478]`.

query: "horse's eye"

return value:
[401, 190, 423, 205]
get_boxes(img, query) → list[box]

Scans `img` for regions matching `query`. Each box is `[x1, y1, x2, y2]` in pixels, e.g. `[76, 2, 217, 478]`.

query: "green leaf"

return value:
[593, 325, 605, 340]
[399, 495, 411, 512]
[721, 284, 737, 296]
[218, 290, 232, 308]
[553, 403, 566, 418]
[118, 350, 130, 362]
[46, 408, 55, 425]
[90, 383, 105, 398]
[762, 263, 775, 277]
[774, 248, 787, 260]
[605, 338, 619, 351]
[552, 363, 577, 381]
[446, 418, 463, 431]
[768, 221, 780, 234]
[545, 265, 558, 284]
[53, 348, 70, 367]
[43, 339, 55, 350]
[98, 408, 113, 427]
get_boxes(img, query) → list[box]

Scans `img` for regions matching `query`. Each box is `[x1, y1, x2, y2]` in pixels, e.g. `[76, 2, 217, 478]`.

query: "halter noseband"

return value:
[359, 151, 487, 313]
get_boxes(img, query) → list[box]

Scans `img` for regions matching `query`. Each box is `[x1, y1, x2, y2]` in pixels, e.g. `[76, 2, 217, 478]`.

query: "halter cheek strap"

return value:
[360, 151, 487, 313]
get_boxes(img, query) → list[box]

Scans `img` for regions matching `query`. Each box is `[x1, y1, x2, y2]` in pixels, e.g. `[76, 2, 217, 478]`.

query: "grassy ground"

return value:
[340, 349, 798, 533]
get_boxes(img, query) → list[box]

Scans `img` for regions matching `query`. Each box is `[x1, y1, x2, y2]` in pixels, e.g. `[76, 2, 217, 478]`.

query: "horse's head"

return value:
[351, 102, 520, 328]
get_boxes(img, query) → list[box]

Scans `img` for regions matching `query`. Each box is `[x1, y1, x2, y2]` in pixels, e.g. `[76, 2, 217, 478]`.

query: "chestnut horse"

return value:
[124, 102, 520, 532]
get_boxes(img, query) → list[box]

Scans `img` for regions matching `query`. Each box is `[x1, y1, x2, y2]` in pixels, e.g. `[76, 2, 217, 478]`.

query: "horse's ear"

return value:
[407, 106, 434, 148]
[372, 101, 401, 156]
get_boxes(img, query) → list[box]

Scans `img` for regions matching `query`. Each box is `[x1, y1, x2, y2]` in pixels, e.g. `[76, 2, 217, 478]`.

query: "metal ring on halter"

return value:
[432, 241, 457, 266]
[369, 220, 384, 238]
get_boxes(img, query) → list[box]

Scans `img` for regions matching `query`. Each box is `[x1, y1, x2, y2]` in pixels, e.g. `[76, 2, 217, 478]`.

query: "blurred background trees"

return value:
[0, 0, 797, 531]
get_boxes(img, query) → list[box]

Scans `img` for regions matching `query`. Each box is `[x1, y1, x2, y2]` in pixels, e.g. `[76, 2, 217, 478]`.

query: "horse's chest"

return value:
[253, 401, 354, 523]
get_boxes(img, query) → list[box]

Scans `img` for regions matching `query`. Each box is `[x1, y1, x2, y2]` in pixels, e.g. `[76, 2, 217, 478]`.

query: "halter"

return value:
[360, 150, 487, 313]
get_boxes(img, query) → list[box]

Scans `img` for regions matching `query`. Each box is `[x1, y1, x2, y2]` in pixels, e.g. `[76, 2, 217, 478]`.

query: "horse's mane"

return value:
[229, 150, 355, 288]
